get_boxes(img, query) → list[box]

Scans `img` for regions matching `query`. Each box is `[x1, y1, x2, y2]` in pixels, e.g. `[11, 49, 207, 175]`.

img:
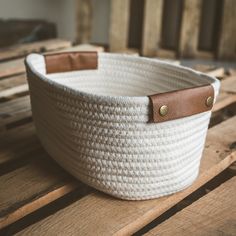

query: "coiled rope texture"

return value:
[25, 53, 220, 200]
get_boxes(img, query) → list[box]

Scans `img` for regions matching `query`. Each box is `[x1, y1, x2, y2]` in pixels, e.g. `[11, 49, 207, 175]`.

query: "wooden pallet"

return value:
[76, 0, 236, 59]
[0, 40, 236, 235]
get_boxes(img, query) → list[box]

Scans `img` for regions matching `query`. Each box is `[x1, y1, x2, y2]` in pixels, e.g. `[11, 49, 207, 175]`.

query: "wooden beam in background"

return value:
[218, 0, 236, 60]
[142, 0, 163, 56]
[179, 0, 202, 58]
[76, 0, 93, 44]
[109, 0, 131, 52]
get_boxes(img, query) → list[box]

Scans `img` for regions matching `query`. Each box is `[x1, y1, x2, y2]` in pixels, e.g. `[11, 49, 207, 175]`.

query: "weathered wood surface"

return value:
[106, 0, 235, 59]
[76, 0, 93, 43]
[179, 0, 202, 57]
[0, 74, 26, 92]
[213, 76, 236, 112]
[0, 58, 25, 78]
[142, 0, 163, 56]
[221, 76, 236, 94]
[0, 123, 38, 165]
[0, 95, 31, 129]
[0, 39, 71, 61]
[13, 116, 236, 235]
[109, 0, 130, 52]
[0, 153, 79, 229]
[217, 0, 236, 59]
[145, 176, 236, 236]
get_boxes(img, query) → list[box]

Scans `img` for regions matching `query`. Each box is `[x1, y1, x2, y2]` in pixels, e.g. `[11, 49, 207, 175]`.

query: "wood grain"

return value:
[0, 154, 78, 229]
[212, 76, 236, 112]
[0, 74, 26, 92]
[0, 84, 28, 100]
[0, 95, 31, 128]
[145, 176, 236, 235]
[218, 0, 236, 59]
[0, 58, 25, 78]
[142, 0, 163, 56]
[76, 0, 93, 43]
[15, 116, 236, 235]
[0, 39, 71, 61]
[213, 92, 236, 112]
[179, 0, 202, 57]
[109, 0, 130, 52]
[0, 123, 39, 165]
[221, 76, 236, 94]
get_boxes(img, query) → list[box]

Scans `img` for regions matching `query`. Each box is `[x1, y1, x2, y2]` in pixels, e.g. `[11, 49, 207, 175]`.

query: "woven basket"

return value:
[25, 52, 220, 200]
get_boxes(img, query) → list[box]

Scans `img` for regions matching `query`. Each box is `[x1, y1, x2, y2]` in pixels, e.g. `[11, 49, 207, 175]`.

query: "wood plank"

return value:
[213, 92, 236, 112]
[145, 176, 236, 236]
[0, 154, 79, 229]
[179, 0, 202, 57]
[212, 76, 236, 112]
[76, 0, 93, 43]
[221, 76, 236, 94]
[0, 95, 31, 128]
[15, 116, 236, 235]
[0, 84, 28, 100]
[157, 49, 176, 59]
[0, 123, 39, 165]
[0, 44, 104, 79]
[218, 0, 236, 60]
[0, 39, 71, 61]
[0, 58, 25, 78]
[0, 74, 26, 92]
[142, 0, 163, 56]
[206, 67, 225, 78]
[195, 51, 214, 60]
[195, 65, 225, 78]
[109, 0, 131, 52]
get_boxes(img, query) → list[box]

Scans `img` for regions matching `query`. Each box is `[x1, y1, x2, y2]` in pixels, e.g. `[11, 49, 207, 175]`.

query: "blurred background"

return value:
[0, 0, 235, 61]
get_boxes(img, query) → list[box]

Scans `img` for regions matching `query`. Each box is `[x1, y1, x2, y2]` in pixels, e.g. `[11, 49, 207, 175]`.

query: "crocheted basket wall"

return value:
[25, 52, 220, 200]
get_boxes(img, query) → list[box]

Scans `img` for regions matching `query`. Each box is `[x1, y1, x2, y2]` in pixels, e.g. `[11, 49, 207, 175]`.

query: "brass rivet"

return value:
[159, 105, 168, 116]
[206, 96, 213, 107]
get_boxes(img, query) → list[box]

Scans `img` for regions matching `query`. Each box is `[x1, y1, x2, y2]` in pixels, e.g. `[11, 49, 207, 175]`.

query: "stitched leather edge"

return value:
[149, 84, 214, 123]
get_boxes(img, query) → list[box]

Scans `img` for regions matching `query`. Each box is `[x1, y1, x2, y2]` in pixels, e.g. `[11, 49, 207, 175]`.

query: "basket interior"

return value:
[33, 54, 212, 97]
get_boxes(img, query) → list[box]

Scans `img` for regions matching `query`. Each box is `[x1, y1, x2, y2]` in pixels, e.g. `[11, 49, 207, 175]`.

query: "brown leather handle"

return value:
[149, 84, 214, 123]
[44, 51, 98, 74]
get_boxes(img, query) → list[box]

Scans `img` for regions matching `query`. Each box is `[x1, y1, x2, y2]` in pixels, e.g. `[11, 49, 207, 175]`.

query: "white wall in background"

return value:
[0, 0, 77, 41]
[0, 0, 110, 44]
[90, 0, 110, 44]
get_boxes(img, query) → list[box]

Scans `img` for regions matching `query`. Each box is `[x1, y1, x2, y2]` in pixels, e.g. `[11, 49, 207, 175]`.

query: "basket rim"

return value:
[25, 52, 220, 105]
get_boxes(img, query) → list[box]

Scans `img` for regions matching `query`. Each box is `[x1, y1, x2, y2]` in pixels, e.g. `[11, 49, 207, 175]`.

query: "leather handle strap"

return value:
[149, 84, 214, 123]
[44, 51, 98, 74]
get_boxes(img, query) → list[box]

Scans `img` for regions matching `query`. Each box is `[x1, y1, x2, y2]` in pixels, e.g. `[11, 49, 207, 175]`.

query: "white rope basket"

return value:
[25, 52, 220, 200]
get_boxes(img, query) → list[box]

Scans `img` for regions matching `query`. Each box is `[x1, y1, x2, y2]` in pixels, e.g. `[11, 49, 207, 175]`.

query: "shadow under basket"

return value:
[25, 52, 220, 200]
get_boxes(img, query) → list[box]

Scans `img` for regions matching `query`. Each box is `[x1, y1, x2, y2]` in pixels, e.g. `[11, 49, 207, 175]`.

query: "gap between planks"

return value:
[144, 176, 236, 235]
